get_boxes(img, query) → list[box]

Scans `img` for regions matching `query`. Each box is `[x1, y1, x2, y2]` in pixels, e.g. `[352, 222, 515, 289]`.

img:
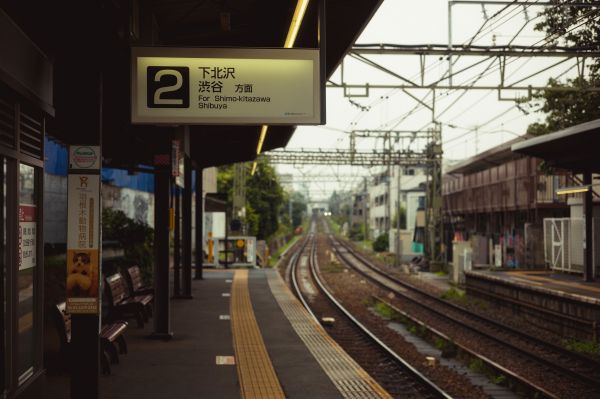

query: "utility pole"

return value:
[363, 177, 368, 241]
[395, 163, 402, 266]
[386, 132, 391, 235]
[425, 123, 444, 266]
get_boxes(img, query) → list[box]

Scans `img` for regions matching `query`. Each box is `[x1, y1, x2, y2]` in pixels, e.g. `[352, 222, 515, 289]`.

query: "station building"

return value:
[0, 1, 383, 398]
[442, 136, 570, 270]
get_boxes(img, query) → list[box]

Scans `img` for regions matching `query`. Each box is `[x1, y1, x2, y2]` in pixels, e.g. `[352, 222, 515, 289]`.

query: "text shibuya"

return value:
[198, 94, 271, 109]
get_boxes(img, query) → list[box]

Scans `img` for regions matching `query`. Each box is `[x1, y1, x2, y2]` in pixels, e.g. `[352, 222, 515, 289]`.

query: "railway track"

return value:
[328, 232, 600, 399]
[288, 233, 451, 399]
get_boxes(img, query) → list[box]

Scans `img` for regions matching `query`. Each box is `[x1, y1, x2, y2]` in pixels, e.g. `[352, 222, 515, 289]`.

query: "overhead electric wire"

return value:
[381, 3, 599, 134]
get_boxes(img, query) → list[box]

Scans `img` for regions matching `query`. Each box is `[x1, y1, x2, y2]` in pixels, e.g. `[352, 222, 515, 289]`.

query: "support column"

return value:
[194, 167, 204, 280]
[584, 171, 594, 282]
[182, 156, 193, 297]
[150, 160, 173, 339]
[173, 185, 181, 297]
[55, 55, 102, 399]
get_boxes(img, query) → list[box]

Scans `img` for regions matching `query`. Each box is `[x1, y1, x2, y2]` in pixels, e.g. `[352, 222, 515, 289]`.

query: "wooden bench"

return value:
[105, 273, 153, 328]
[125, 265, 154, 296]
[54, 303, 128, 375]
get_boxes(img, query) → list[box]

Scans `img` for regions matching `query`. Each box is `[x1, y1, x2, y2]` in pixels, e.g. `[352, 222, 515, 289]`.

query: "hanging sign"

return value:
[66, 145, 101, 314]
[131, 47, 322, 125]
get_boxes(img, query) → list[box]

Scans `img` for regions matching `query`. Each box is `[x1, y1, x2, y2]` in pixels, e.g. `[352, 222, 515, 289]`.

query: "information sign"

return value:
[66, 145, 101, 314]
[131, 47, 321, 125]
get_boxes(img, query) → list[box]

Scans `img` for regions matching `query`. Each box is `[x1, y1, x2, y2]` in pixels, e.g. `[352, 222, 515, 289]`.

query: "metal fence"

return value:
[543, 218, 599, 276]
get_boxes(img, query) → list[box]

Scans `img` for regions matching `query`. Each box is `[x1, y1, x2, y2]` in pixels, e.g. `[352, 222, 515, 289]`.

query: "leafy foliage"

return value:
[217, 160, 285, 240]
[349, 223, 365, 241]
[392, 207, 407, 229]
[372, 233, 389, 252]
[523, 2, 600, 135]
[102, 208, 154, 282]
[289, 191, 308, 227]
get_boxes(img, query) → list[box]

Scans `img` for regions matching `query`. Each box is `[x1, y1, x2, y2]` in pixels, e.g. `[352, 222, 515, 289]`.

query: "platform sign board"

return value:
[131, 47, 322, 125]
[66, 145, 101, 314]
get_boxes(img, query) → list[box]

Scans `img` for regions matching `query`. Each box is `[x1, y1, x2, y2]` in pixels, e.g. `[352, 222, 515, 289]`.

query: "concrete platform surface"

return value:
[467, 269, 600, 304]
[44, 268, 390, 399]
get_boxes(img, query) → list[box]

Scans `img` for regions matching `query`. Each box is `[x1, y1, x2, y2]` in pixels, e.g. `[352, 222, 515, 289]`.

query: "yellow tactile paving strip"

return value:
[231, 269, 286, 399]
[266, 269, 393, 399]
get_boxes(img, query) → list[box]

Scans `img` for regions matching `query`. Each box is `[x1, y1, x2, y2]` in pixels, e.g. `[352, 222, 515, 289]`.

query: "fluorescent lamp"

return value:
[284, 0, 310, 48]
[556, 185, 591, 195]
[256, 125, 268, 155]
[253, 0, 309, 176]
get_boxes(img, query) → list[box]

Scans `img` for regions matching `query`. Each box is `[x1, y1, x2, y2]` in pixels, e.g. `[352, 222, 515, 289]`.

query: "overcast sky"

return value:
[276, 0, 586, 201]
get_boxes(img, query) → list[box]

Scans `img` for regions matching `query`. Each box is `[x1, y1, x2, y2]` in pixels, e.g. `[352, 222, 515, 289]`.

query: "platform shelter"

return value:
[0, 1, 383, 398]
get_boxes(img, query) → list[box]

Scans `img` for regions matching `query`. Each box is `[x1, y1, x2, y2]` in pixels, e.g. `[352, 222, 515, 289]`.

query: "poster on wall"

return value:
[66, 146, 101, 314]
[18, 205, 37, 270]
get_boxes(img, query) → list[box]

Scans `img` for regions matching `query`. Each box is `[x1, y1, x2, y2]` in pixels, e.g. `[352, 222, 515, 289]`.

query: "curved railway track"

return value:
[288, 232, 451, 399]
[328, 232, 600, 399]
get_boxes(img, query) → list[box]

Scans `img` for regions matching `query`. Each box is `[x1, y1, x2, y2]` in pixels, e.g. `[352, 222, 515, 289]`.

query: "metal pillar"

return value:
[149, 161, 173, 339]
[395, 165, 402, 266]
[55, 58, 102, 399]
[63, 71, 103, 399]
[181, 156, 193, 297]
[584, 172, 594, 282]
[173, 185, 181, 297]
[194, 167, 204, 280]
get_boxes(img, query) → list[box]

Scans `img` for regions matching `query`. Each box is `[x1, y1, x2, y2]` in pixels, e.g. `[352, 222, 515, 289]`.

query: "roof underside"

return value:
[1, 0, 383, 169]
[511, 118, 600, 173]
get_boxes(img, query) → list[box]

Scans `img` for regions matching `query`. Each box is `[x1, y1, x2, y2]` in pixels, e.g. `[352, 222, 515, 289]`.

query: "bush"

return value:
[372, 233, 389, 252]
[102, 208, 154, 284]
[349, 223, 365, 241]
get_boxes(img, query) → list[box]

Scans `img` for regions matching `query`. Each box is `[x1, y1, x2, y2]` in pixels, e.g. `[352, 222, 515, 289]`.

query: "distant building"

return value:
[366, 166, 426, 256]
[443, 136, 569, 269]
[351, 191, 369, 238]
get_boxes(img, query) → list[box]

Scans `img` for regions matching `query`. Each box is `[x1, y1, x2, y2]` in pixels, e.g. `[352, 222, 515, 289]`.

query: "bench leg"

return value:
[106, 342, 119, 364]
[101, 350, 111, 375]
[135, 311, 145, 328]
[116, 335, 128, 354]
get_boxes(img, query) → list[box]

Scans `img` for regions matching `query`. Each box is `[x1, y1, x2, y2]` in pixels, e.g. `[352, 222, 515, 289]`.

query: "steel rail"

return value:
[330, 234, 600, 392]
[291, 232, 452, 399]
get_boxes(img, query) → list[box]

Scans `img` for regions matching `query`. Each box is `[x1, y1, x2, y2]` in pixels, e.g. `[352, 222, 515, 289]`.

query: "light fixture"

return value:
[556, 185, 591, 195]
[284, 0, 310, 48]
[256, 125, 268, 155]
[252, 0, 310, 176]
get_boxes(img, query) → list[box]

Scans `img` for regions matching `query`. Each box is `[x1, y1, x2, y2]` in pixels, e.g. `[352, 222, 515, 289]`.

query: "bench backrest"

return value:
[105, 273, 127, 306]
[55, 302, 71, 343]
[127, 266, 144, 292]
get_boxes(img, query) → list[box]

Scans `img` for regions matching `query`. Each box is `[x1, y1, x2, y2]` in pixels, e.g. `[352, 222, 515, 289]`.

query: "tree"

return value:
[524, 2, 600, 135]
[289, 191, 308, 227]
[372, 233, 389, 252]
[217, 159, 285, 240]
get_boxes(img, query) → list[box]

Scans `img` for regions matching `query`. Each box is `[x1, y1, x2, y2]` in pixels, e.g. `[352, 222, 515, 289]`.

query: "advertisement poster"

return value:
[18, 205, 36, 270]
[67, 145, 101, 314]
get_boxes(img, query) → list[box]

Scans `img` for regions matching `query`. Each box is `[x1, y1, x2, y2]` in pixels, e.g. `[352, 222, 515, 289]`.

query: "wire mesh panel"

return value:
[544, 218, 570, 272]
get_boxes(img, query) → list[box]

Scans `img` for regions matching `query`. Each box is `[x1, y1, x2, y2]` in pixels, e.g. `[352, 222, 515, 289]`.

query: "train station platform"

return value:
[46, 268, 390, 399]
[465, 269, 600, 341]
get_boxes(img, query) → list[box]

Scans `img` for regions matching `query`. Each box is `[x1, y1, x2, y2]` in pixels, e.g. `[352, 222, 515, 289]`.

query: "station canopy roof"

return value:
[2, 0, 383, 169]
[511, 118, 600, 173]
[445, 135, 529, 175]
